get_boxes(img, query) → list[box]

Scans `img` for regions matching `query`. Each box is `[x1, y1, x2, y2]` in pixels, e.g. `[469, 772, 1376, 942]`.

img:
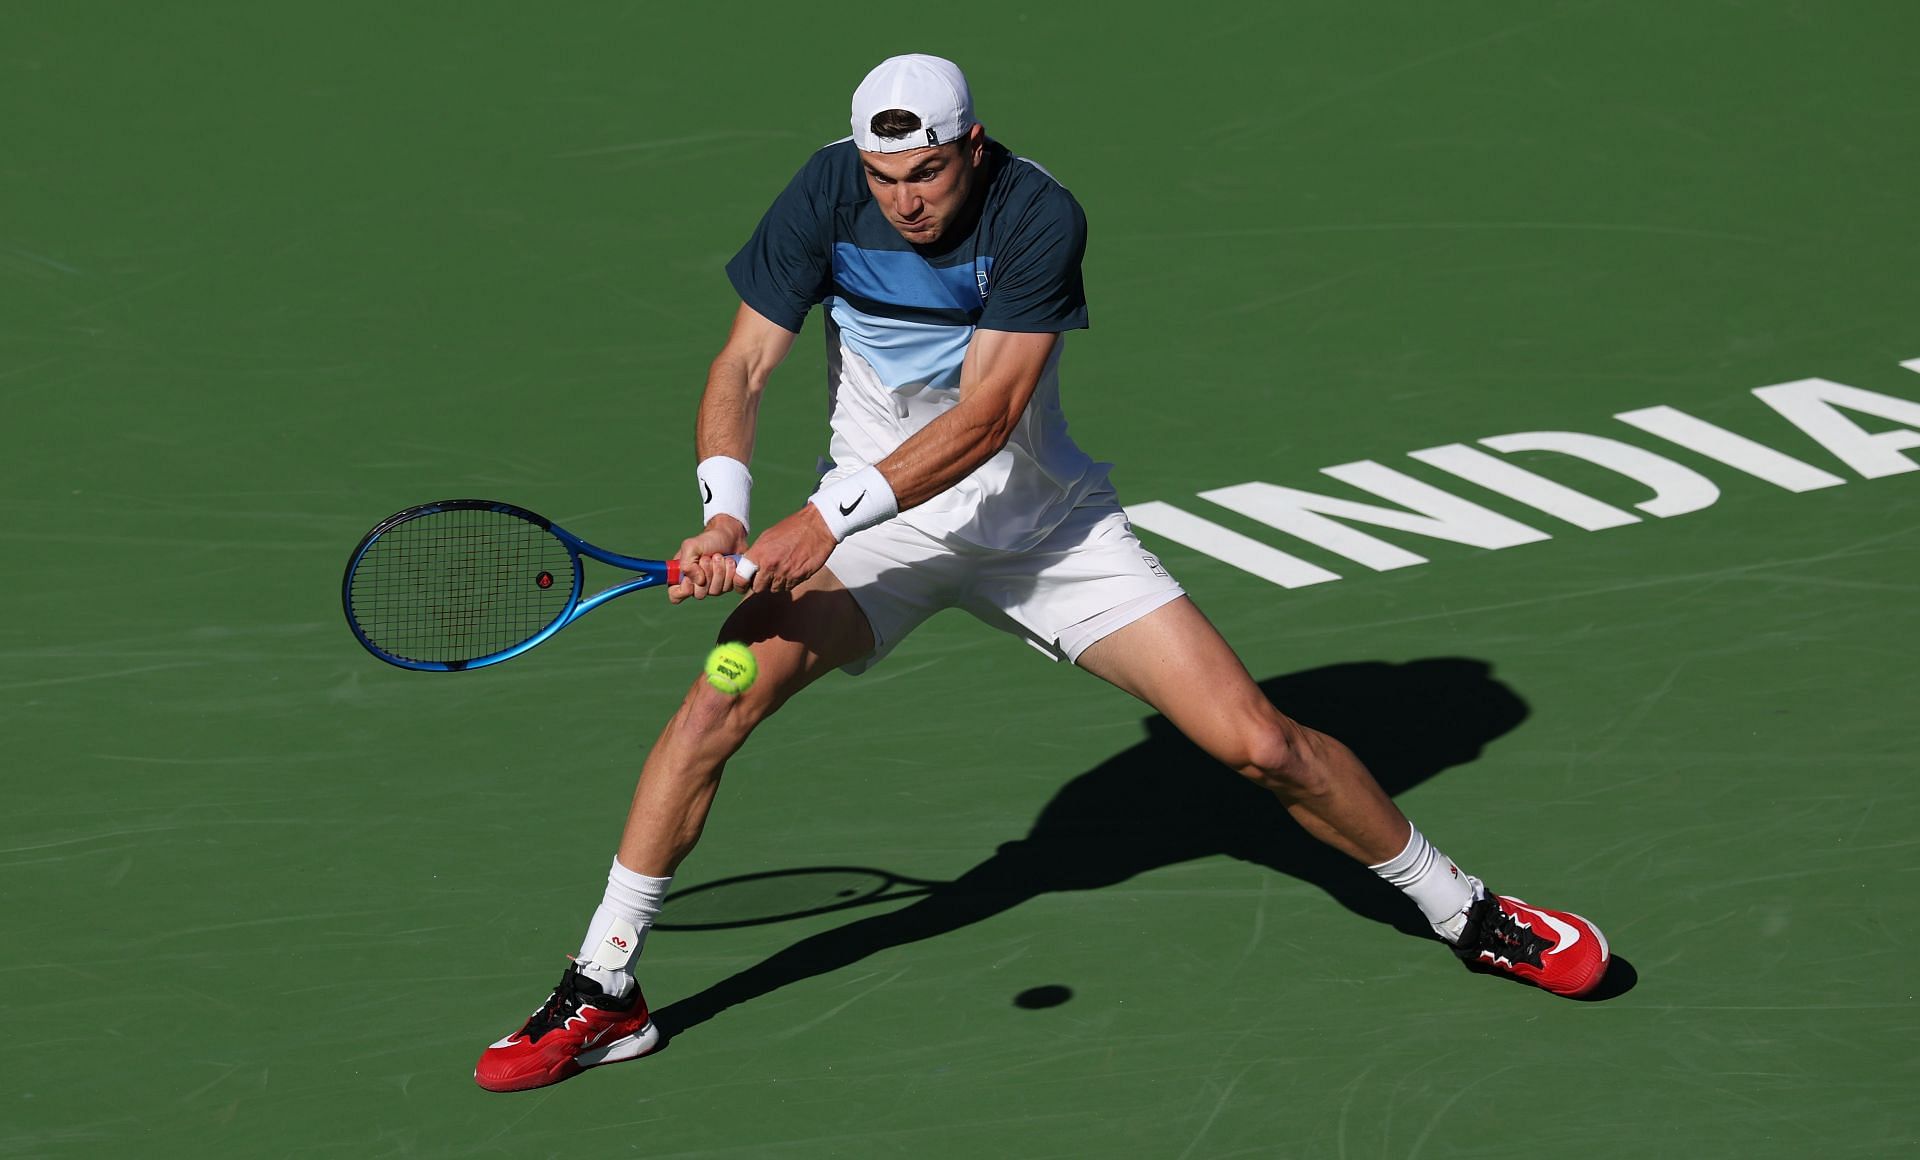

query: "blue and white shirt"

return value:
[726, 138, 1112, 551]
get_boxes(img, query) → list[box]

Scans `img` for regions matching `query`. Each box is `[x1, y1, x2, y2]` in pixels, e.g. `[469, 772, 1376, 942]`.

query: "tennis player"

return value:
[476, 54, 1610, 1092]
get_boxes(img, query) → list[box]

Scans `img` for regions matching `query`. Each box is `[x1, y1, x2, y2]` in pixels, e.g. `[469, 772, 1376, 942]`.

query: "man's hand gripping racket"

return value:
[681, 505, 839, 599]
[670, 515, 757, 604]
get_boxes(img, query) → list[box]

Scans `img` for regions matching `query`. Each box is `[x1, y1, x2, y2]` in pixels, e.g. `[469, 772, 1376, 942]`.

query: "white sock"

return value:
[574, 859, 672, 999]
[1369, 824, 1481, 942]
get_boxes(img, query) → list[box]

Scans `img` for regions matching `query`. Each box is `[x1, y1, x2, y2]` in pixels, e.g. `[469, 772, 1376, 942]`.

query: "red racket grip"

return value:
[663, 555, 746, 586]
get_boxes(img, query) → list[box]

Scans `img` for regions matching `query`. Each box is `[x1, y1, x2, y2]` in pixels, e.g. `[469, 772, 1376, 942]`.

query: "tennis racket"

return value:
[341, 498, 751, 672]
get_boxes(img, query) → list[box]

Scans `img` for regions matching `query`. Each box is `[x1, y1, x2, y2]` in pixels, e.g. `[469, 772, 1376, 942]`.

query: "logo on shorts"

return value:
[1143, 552, 1168, 578]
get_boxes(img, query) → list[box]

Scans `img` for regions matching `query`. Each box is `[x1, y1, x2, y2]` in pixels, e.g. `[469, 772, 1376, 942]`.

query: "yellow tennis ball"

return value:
[704, 642, 757, 695]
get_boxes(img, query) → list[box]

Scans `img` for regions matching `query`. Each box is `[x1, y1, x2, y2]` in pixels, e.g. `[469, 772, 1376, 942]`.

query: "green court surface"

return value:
[6, 3, 1919, 1156]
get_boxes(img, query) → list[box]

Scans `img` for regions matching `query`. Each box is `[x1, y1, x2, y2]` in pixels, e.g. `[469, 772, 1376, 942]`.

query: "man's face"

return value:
[859, 125, 986, 246]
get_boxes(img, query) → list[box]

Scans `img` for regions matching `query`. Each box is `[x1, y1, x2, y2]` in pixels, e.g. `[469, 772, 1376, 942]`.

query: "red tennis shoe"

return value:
[1453, 892, 1610, 997]
[475, 963, 660, 1092]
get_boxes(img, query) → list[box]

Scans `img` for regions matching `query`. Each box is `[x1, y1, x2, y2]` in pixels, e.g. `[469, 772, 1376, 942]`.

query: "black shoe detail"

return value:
[1453, 896, 1551, 969]
[518, 964, 638, 1044]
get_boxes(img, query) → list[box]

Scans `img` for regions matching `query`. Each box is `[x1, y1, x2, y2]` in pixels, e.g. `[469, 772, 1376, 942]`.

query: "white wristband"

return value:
[697, 455, 752, 532]
[809, 465, 899, 541]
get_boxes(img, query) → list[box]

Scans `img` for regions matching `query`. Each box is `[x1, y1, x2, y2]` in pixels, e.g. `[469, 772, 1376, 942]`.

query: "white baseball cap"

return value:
[850, 54, 974, 153]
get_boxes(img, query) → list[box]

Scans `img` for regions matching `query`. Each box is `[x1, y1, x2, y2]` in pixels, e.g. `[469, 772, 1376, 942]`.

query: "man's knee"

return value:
[1228, 715, 1334, 799]
[675, 677, 774, 752]
[671, 578, 868, 753]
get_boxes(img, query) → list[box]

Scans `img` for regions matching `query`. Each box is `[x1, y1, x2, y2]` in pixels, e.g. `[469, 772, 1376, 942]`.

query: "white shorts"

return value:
[824, 490, 1186, 674]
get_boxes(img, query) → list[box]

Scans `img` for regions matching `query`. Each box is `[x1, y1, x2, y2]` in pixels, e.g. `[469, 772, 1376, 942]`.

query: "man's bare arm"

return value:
[874, 327, 1059, 508]
[739, 328, 1060, 592]
[672, 303, 798, 602]
[697, 303, 799, 466]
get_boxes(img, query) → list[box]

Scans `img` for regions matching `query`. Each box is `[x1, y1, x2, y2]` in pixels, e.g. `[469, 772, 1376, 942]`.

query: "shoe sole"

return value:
[577, 1020, 662, 1069]
[475, 1020, 663, 1093]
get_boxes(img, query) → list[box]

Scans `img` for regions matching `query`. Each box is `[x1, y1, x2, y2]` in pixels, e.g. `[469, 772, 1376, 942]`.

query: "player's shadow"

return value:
[652, 656, 1606, 1039]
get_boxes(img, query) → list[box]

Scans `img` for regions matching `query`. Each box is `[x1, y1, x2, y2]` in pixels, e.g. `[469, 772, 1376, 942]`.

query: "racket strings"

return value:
[347, 508, 574, 664]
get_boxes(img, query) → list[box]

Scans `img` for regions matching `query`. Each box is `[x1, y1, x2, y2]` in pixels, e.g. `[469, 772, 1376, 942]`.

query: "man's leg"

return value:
[616, 568, 876, 877]
[475, 568, 875, 1092]
[1074, 596, 1411, 864]
[572, 568, 876, 977]
[1074, 596, 1608, 996]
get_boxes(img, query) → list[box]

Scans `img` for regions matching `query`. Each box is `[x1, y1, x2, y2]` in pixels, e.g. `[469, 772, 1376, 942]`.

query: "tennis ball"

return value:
[704, 642, 757, 695]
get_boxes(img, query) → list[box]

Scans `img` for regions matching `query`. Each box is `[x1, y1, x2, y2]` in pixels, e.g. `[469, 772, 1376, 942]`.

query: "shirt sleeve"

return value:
[974, 182, 1089, 334]
[725, 159, 833, 334]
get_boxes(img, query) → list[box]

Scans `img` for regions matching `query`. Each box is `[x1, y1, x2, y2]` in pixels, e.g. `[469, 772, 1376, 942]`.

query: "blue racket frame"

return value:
[342, 498, 676, 673]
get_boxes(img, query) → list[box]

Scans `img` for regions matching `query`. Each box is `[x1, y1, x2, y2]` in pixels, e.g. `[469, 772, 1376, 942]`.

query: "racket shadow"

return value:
[652, 656, 1529, 1040]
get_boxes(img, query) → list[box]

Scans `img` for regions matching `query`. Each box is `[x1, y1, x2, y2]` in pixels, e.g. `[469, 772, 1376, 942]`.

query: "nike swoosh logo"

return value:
[701, 479, 713, 504]
[838, 490, 866, 517]
[488, 1034, 523, 1049]
[1509, 900, 1582, 956]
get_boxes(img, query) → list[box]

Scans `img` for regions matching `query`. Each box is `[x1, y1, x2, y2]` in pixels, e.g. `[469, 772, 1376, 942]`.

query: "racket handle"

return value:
[663, 555, 752, 585]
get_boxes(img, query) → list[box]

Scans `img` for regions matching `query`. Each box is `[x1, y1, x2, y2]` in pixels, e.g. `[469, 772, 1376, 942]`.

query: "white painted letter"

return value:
[1408, 443, 1640, 531]
[1751, 378, 1920, 479]
[1199, 463, 1550, 572]
[1478, 432, 1720, 517]
[1614, 405, 1846, 492]
[1124, 501, 1343, 588]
